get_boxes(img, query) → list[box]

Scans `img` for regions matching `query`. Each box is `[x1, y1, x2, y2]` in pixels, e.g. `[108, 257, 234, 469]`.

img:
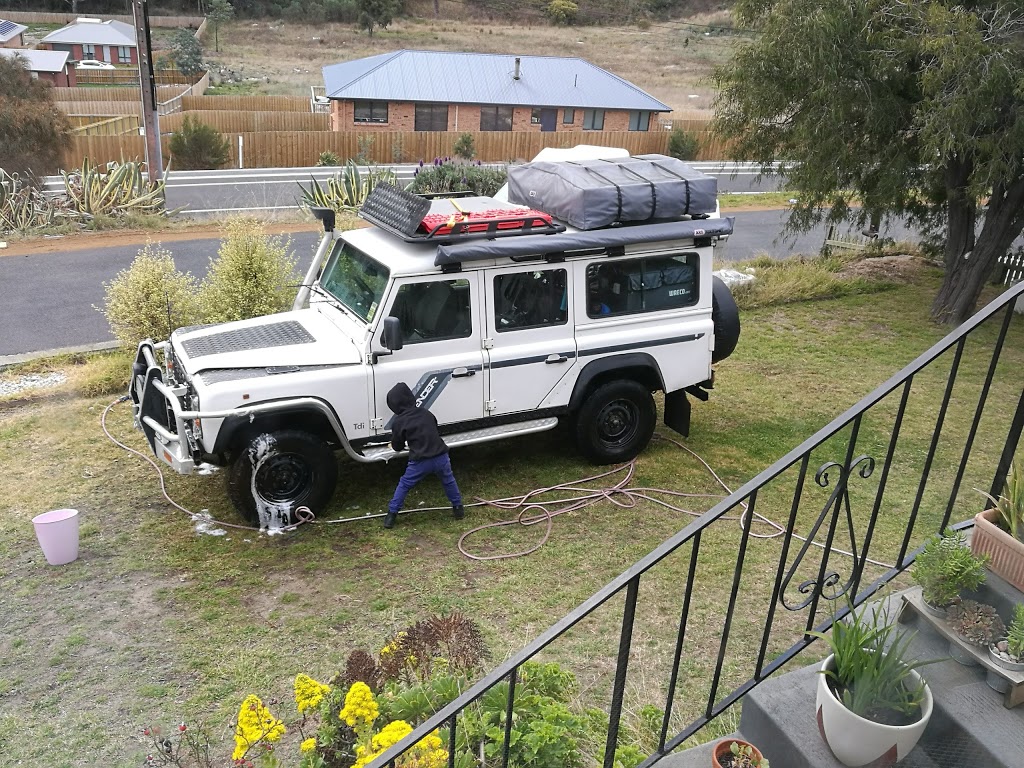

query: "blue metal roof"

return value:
[322, 50, 670, 112]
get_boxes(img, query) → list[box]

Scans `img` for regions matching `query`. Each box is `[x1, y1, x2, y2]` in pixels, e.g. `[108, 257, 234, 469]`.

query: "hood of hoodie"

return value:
[387, 382, 416, 414]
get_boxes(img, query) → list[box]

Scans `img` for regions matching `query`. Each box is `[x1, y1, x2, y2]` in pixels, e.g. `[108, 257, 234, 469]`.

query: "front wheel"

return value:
[574, 380, 657, 463]
[226, 430, 338, 527]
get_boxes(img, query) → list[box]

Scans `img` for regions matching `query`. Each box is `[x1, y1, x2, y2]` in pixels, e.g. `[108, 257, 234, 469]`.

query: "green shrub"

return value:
[199, 218, 300, 325]
[452, 132, 476, 160]
[408, 159, 507, 197]
[325, 0, 359, 22]
[167, 28, 204, 78]
[101, 242, 201, 348]
[912, 531, 989, 608]
[168, 115, 231, 171]
[317, 150, 341, 167]
[667, 126, 700, 161]
[546, 0, 579, 24]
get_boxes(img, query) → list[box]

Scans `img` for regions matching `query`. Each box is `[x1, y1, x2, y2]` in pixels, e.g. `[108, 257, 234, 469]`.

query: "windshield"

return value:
[318, 241, 390, 323]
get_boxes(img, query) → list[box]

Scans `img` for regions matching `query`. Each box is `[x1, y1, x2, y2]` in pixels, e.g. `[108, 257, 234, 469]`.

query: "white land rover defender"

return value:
[129, 154, 740, 527]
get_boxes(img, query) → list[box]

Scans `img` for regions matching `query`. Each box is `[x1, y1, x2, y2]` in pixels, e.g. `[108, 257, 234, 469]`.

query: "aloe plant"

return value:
[298, 160, 397, 214]
[0, 169, 72, 233]
[61, 158, 166, 218]
[980, 459, 1024, 541]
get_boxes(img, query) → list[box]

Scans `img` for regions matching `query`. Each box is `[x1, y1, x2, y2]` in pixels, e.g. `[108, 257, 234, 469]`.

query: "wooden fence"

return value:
[160, 110, 331, 133]
[72, 114, 142, 136]
[75, 69, 201, 87]
[53, 85, 188, 102]
[64, 129, 744, 169]
[57, 101, 142, 116]
[181, 95, 314, 112]
[0, 10, 203, 27]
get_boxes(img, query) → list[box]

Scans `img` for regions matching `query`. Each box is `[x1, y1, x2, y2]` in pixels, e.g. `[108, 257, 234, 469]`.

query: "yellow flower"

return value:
[294, 674, 331, 714]
[339, 681, 379, 728]
[400, 730, 448, 768]
[231, 695, 285, 761]
[379, 631, 408, 658]
[300, 737, 317, 753]
[352, 720, 414, 768]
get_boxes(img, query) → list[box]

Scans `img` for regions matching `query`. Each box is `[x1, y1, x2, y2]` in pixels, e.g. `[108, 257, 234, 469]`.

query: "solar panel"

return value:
[0, 21, 18, 36]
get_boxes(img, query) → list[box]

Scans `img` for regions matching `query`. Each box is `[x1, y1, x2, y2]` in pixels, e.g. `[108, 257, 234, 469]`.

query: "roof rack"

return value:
[358, 182, 566, 244]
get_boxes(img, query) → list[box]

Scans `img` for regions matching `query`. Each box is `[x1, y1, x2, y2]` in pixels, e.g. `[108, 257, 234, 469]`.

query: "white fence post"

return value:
[238, 135, 244, 169]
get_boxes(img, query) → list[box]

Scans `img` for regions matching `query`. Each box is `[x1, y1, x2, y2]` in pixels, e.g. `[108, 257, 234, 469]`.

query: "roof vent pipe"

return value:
[514, 57, 521, 80]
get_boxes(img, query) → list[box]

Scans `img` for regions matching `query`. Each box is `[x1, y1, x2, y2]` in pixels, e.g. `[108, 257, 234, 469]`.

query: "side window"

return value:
[586, 254, 698, 317]
[389, 279, 472, 344]
[493, 269, 568, 331]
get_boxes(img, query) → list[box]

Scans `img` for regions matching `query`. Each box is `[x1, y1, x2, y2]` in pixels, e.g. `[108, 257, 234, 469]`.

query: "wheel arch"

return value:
[567, 353, 665, 413]
[211, 399, 346, 458]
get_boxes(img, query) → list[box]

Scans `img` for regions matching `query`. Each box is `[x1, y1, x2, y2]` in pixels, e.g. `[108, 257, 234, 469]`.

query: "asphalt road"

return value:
[0, 209, 915, 358]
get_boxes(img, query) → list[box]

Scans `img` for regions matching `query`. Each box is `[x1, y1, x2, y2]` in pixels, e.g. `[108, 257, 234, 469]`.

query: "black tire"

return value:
[711, 276, 741, 363]
[226, 430, 338, 526]
[574, 380, 657, 464]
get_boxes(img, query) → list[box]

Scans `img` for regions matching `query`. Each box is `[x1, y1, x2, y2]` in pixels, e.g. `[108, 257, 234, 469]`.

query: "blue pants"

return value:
[388, 452, 462, 513]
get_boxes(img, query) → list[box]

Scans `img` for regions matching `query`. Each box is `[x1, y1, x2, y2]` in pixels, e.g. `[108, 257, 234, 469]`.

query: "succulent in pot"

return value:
[947, 600, 1005, 647]
[989, 603, 1024, 670]
[973, 458, 1024, 590]
[810, 601, 938, 767]
[712, 739, 769, 768]
[911, 531, 988, 614]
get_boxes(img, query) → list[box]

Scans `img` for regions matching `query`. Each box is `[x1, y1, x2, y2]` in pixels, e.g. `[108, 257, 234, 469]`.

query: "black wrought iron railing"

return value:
[371, 280, 1024, 768]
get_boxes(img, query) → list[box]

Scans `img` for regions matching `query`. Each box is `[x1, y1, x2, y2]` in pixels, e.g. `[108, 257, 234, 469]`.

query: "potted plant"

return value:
[911, 531, 989, 616]
[973, 459, 1024, 590]
[989, 603, 1024, 673]
[945, 600, 1005, 666]
[811, 601, 936, 767]
[712, 739, 769, 768]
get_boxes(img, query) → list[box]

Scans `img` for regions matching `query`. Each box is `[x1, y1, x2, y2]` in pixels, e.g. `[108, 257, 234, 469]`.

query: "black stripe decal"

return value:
[490, 351, 577, 369]
[579, 333, 705, 357]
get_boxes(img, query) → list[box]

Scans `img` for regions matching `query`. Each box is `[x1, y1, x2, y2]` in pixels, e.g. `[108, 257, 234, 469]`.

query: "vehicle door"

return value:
[484, 264, 577, 416]
[371, 273, 486, 431]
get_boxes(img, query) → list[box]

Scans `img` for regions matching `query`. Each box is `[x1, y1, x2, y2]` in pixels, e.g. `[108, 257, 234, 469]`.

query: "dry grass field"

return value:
[206, 10, 740, 116]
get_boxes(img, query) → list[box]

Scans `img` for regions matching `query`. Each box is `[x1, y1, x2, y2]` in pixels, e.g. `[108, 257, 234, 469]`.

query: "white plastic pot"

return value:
[815, 653, 932, 767]
[32, 508, 80, 565]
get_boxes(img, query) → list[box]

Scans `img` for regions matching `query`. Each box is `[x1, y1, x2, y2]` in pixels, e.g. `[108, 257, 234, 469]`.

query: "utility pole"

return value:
[132, 0, 163, 183]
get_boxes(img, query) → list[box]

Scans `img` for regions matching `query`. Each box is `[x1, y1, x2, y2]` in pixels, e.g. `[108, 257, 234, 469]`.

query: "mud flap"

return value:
[664, 389, 691, 437]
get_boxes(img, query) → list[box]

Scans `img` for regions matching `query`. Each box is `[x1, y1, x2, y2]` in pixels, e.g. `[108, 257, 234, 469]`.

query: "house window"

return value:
[531, 108, 542, 124]
[81, 44, 96, 59]
[582, 109, 605, 130]
[353, 100, 388, 123]
[563, 109, 575, 124]
[586, 254, 698, 317]
[414, 103, 449, 132]
[479, 105, 512, 132]
[117, 46, 131, 64]
[629, 111, 651, 132]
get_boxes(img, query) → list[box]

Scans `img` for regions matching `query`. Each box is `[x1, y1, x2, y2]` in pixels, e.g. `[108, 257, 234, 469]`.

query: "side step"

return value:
[359, 417, 559, 462]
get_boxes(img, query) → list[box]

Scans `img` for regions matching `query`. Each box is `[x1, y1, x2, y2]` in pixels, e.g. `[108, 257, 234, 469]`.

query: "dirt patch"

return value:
[0, 221, 317, 259]
[841, 253, 923, 283]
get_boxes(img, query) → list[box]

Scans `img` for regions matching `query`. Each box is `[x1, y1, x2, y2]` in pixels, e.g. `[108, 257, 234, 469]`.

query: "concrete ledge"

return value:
[0, 341, 119, 370]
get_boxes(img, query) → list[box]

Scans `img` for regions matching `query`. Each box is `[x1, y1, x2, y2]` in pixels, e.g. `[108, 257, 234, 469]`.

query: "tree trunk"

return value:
[434, 0, 440, 17]
[931, 168, 1024, 325]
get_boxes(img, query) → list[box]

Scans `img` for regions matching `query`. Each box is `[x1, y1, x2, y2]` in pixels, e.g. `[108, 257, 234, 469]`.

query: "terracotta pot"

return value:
[712, 739, 764, 768]
[971, 508, 1024, 591]
[816, 654, 932, 767]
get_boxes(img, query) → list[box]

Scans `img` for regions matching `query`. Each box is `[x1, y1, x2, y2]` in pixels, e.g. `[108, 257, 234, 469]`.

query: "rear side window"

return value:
[586, 254, 698, 317]
[493, 269, 568, 331]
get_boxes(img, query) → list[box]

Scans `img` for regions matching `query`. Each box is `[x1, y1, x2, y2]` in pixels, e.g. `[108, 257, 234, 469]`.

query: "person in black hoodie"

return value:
[383, 382, 465, 529]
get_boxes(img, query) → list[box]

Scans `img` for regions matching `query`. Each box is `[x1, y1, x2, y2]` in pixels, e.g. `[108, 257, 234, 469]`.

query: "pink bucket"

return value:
[32, 508, 80, 565]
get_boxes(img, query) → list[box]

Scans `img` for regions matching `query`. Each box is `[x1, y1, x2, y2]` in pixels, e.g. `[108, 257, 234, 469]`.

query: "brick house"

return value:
[0, 48, 76, 87]
[322, 50, 670, 134]
[40, 17, 137, 65]
[0, 19, 27, 48]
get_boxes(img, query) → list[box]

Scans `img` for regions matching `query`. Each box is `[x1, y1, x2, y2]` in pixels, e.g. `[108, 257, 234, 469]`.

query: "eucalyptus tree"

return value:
[714, 0, 1024, 324]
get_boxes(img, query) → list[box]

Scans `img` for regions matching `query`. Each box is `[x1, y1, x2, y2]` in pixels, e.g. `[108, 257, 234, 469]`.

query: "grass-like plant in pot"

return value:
[989, 603, 1024, 672]
[973, 458, 1024, 590]
[810, 601, 936, 767]
[911, 531, 989, 615]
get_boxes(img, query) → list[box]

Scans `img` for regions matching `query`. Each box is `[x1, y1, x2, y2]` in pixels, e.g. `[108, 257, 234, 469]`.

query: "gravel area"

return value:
[0, 372, 67, 397]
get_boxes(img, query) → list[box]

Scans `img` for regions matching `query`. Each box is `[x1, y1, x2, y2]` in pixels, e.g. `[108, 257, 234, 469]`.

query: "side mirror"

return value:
[382, 316, 404, 352]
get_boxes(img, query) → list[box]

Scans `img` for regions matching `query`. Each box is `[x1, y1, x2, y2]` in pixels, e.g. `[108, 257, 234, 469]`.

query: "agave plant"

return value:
[298, 160, 397, 214]
[61, 158, 167, 218]
[947, 600, 1005, 646]
[0, 169, 74, 233]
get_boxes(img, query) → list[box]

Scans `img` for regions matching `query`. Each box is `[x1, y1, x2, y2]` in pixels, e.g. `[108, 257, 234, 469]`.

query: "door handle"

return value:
[545, 354, 568, 364]
[452, 367, 476, 378]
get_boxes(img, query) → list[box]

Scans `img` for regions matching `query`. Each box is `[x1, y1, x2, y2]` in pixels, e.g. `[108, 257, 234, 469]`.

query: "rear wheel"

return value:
[226, 430, 338, 527]
[574, 380, 657, 463]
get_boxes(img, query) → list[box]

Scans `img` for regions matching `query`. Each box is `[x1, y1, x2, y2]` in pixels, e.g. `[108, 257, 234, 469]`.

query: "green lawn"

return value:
[0, 261, 1019, 766]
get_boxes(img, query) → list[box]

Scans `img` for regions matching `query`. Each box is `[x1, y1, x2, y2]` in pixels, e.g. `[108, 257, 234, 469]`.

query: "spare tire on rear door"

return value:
[711, 276, 741, 363]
